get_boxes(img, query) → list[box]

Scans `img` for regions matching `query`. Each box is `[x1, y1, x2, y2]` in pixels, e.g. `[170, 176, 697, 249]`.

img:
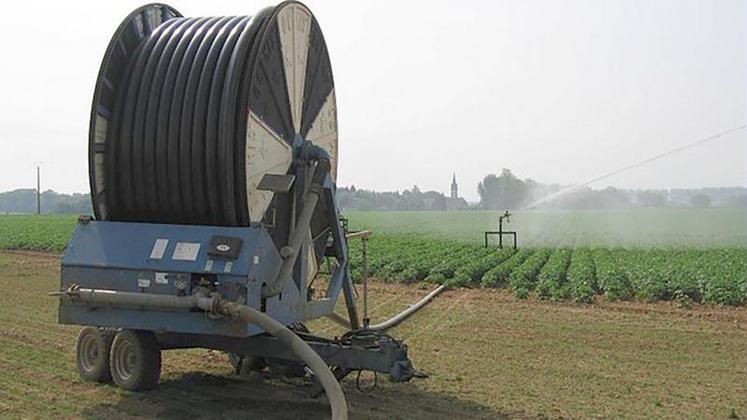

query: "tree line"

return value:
[0, 189, 92, 214]
[0, 169, 744, 214]
[337, 186, 468, 211]
[477, 169, 747, 210]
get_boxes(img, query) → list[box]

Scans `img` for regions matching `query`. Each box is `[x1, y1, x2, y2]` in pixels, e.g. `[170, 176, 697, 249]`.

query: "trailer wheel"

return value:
[76, 327, 115, 383]
[109, 330, 161, 391]
[228, 353, 266, 375]
[266, 358, 307, 378]
[266, 323, 309, 377]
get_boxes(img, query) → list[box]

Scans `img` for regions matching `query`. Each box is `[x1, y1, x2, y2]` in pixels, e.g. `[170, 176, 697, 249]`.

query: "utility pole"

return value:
[36, 165, 41, 214]
[33, 162, 45, 215]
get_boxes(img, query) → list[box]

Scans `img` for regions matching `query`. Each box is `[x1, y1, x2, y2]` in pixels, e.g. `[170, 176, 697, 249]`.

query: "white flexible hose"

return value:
[207, 299, 348, 420]
[365, 285, 446, 332]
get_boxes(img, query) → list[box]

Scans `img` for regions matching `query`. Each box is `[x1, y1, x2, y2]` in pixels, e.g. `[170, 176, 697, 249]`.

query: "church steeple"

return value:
[450, 173, 458, 199]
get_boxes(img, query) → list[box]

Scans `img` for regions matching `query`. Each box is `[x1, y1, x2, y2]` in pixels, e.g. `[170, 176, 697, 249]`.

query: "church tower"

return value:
[450, 173, 458, 199]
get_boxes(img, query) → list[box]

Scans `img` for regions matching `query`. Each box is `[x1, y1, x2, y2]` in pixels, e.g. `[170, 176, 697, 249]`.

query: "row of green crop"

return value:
[348, 235, 747, 305]
[1, 216, 744, 305]
[0, 215, 76, 252]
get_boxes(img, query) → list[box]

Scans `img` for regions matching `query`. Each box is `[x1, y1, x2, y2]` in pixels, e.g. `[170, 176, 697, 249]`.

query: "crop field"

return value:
[0, 214, 76, 252]
[348, 237, 747, 305]
[3, 208, 744, 253]
[341, 209, 747, 306]
[0, 212, 745, 417]
[345, 208, 747, 247]
[2, 211, 746, 306]
[1, 251, 746, 418]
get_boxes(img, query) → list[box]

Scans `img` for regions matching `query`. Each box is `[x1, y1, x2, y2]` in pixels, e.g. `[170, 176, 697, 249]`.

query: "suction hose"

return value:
[364, 285, 446, 332]
[201, 298, 347, 420]
[50, 286, 348, 420]
[325, 285, 447, 333]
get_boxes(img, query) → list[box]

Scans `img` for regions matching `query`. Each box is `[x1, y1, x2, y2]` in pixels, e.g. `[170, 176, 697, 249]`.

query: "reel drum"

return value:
[89, 1, 338, 227]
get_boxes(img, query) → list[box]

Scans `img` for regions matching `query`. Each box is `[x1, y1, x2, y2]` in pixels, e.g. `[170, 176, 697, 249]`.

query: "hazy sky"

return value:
[0, 0, 744, 202]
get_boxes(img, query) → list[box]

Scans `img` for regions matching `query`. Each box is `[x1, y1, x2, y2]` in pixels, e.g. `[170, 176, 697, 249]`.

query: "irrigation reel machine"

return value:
[51, 3, 437, 418]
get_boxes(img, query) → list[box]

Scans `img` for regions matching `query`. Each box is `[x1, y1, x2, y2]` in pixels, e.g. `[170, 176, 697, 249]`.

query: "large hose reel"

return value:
[89, 2, 338, 226]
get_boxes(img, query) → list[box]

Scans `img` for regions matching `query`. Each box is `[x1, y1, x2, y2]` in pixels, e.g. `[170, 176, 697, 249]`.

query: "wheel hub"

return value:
[113, 341, 136, 381]
[78, 334, 99, 372]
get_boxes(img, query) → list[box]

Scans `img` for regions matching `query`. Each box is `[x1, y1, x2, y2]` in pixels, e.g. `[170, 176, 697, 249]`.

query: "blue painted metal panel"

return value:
[63, 221, 269, 276]
[59, 220, 285, 337]
[60, 305, 250, 336]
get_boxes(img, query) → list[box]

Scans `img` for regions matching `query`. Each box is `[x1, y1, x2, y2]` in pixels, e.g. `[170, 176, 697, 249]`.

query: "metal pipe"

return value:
[263, 146, 333, 298]
[362, 236, 369, 327]
[51, 286, 348, 420]
[51, 286, 200, 309]
[340, 272, 360, 330]
[263, 185, 320, 297]
[325, 312, 351, 329]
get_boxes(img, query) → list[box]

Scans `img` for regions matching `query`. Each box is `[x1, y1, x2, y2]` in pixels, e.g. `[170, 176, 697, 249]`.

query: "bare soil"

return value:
[0, 251, 745, 419]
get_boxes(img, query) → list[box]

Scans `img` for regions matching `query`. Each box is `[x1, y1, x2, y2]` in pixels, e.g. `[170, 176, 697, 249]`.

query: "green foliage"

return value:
[566, 248, 596, 303]
[477, 169, 526, 210]
[536, 249, 572, 300]
[0, 189, 92, 214]
[345, 209, 747, 248]
[450, 248, 515, 287]
[0, 215, 76, 252]
[425, 245, 494, 285]
[336, 185, 465, 211]
[3, 212, 746, 307]
[693, 248, 747, 305]
[593, 249, 633, 300]
[509, 248, 552, 297]
[480, 248, 534, 287]
[620, 249, 671, 302]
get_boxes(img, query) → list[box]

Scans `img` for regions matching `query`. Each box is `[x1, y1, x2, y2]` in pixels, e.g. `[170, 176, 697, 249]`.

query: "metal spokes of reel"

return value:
[89, 1, 338, 227]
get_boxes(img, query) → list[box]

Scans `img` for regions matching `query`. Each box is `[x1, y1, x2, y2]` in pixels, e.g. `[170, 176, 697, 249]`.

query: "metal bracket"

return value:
[257, 174, 295, 193]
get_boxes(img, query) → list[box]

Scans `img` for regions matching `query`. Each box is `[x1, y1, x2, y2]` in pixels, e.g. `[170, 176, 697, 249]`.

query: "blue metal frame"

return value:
[60, 221, 276, 336]
[61, 135, 355, 346]
[59, 170, 352, 337]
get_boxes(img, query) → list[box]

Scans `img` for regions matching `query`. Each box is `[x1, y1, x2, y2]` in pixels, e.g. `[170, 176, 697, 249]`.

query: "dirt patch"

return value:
[1, 251, 745, 418]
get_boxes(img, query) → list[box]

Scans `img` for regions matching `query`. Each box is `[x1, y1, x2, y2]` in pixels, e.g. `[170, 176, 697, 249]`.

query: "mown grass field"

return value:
[1, 251, 745, 418]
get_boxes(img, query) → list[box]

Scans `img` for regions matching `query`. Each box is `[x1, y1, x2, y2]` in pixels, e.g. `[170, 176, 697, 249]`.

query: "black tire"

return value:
[76, 327, 115, 383]
[109, 330, 161, 391]
[227, 353, 266, 375]
[266, 323, 309, 377]
[266, 358, 307, 378]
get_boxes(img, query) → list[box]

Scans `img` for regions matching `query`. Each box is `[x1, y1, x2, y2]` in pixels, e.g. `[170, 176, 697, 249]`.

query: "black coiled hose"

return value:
[90, 2, 337, 226]
[114, 13, 260, 225]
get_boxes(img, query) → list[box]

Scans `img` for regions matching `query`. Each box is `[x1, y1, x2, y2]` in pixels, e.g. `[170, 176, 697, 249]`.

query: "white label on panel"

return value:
[155, 272, 168, 284]
[204, 259, 214, 271]
[137, 278, 151, 288]
[150, 238, 169, 259]
[172, 242, 201, 261]
[224, 261, 234, 273]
